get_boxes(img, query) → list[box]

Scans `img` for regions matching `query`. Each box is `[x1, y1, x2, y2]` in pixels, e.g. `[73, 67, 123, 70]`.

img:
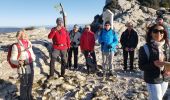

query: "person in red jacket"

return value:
[48, 17, 70, 77]
[80, 25, 97, 74]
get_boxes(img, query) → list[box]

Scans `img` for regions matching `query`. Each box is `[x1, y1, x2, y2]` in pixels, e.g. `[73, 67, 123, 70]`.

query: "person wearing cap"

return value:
[120, 22, 138, 72]
[98, 21, 119, 76]
[80, 25, 97, 74]
[48, 17, 70, 77]
[68, 24, 81, 70]
[10, 30, 36, 100]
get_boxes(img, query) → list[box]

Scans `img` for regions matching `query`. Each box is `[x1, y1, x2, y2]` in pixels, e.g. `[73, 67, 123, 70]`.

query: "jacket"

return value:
[139, 43, 170, 84]
[69, 30, 81, 48]
[120, 29, 138, 49]
[48, 27, 70, 50]
[98, 29, 119, 52]
[80, 30, 95, 51]
[10, 40, 35, 74]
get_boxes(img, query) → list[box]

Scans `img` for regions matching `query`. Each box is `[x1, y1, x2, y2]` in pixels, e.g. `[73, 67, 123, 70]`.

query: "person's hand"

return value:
[154, 60, 165, 68]
[73, 42, 76, 45]
[107, 45, 112, 49]
[125, 47, 129, 51]
[130, 48, 134, 51]
[18, 60, 24, 65]
[163, 71, 170, 76]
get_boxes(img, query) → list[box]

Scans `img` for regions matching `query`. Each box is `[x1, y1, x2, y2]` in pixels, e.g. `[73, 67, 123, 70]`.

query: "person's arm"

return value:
[120, 32, 125, 48]
[10, 45, 19, 65]
[66, 31, 70, 49]
[48, 28, 55, 39]
[138, 47, 157, 71]
[80, 33, 84, 51]
[134, 32, 138, 48]
[110, 31, 119, 48]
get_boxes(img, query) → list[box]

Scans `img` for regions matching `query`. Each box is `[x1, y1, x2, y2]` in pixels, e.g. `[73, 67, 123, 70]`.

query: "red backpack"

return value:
[7, 43, 21, 68]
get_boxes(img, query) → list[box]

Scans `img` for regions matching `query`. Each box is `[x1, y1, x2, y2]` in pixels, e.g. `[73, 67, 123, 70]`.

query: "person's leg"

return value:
[74, 47, 78, 69]
[68, 47, 73, 69]
[83, 51, 90, 74]
[50, 49, 60, 76]
[161, 82, 169, 98]
[90, 51, 97, 70]
[129, 50, 135, 70]
[27, 63, 34, 100]
[60, 49, 67, 76]
[146, 83, 162, 100]
[108, 52, 114, 74]
[102, 52, 108, 76]
[20, 74, 28, 100]
[123, 49, 128, 70]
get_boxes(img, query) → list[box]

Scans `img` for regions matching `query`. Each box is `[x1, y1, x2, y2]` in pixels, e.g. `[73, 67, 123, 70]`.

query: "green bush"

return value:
[160, 2, 170, 8]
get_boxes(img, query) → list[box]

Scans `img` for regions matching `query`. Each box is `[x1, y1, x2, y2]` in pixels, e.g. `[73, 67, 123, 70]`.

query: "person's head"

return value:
[73, 24, 79, 32]
[146, 24, 169, 44]
[125, 22, 133, 30]
[16, 29, 28, 40]
[56, 17, 63, 26]
[84, 25, 91, 32]
[104, 21, 111, 31]
[156, 16, 164, 25]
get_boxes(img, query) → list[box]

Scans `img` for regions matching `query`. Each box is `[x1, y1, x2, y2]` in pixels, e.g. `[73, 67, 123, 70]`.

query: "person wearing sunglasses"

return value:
[139, 24, 170, 100]
[98, 21, 119, 77]
[80, 25, 97, 74]
[120, 22, 138, 72]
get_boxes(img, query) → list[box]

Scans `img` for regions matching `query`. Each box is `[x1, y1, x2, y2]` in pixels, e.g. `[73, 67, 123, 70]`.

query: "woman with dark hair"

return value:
[139, 24, 170, 100]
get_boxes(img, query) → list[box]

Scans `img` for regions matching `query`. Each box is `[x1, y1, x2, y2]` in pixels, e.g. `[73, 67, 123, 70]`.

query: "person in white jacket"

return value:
[10, 29, 35, 100]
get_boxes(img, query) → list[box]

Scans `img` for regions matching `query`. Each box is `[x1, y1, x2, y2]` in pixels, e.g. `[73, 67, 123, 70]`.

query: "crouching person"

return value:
[10, 30, 35, 100]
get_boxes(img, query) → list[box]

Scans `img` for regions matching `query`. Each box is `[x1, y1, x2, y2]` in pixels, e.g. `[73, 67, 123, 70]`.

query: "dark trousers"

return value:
[83, 50, 97, 73]
[68, 47, 78, 69]
[123, 49, 134, 70]
[50, 49, 67, 76]
[20, 63, 34, 100]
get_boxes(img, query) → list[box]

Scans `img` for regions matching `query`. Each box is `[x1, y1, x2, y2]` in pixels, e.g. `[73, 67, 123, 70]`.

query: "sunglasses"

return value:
[85, 28, 89, 29]
[152, 29, 164, 34]
[105, 24, 110, 26]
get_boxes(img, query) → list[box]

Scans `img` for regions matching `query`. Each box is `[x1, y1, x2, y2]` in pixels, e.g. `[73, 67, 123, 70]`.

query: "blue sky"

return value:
[0, 0, 105, 27]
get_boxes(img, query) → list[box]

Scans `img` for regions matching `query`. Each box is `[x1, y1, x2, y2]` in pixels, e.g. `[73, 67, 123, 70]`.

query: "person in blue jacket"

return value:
[98, 21, 119, 76]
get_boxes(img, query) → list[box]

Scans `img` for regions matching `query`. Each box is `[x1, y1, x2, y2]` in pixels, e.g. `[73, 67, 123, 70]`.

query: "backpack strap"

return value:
[143, 44, 150, 60]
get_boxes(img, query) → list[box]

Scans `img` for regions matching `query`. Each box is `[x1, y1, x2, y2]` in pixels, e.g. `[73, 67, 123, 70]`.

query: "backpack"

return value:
[7, 43, 21, 68]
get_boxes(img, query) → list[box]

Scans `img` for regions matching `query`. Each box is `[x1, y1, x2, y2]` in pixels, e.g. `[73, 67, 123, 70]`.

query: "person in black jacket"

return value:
[139, 24, 170, 100]
[120, 22, 138, 71]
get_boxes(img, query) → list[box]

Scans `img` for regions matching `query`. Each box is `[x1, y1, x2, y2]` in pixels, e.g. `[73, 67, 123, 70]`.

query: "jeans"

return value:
[146, 82, 169, 100]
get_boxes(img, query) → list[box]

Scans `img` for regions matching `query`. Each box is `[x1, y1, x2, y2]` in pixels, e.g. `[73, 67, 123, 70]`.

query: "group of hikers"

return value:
[8, 14, 170, 100]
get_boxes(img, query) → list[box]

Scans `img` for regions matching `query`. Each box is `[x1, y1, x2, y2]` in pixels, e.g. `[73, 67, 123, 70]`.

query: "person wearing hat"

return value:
[80, 25, 97, 74]
[48, 17, 70, 77]
[98, 21, 119, 76]
[120, 22, 138, 72]
[68, 24, 81, 70]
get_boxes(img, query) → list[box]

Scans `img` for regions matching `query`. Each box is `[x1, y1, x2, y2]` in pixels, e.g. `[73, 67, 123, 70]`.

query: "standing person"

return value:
[95, 24, 103, 46]
[80, 25, 97, 74]
[10, 30, 35, 100]
[139, 24, 170, 100]
[98, 21, 119, 76]
[68, 24, 81, 70]
[48, 17, 70, 77]
[120, 22, 138, 71]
